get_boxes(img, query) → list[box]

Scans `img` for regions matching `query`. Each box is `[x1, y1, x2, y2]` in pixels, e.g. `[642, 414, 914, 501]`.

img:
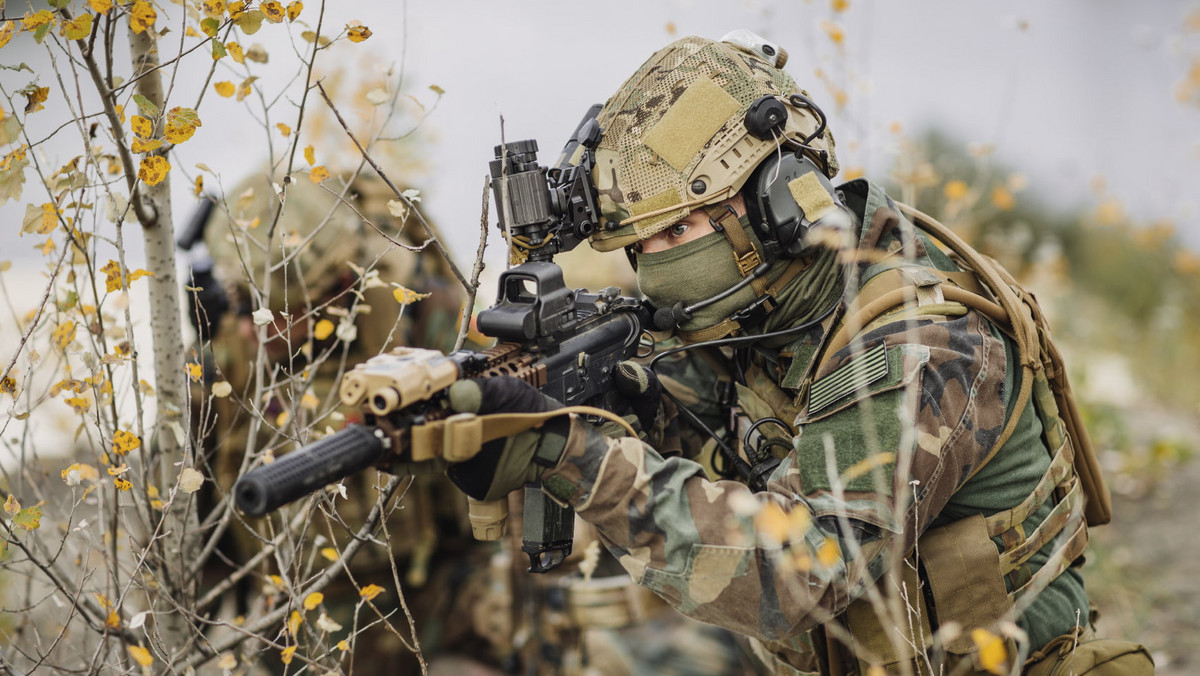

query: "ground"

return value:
[1086, 405, 1200, 675]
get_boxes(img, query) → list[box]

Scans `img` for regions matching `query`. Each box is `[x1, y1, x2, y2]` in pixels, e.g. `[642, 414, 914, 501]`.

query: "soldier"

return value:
[189, 170, 486, 672]
[434, 32, 1156, 674]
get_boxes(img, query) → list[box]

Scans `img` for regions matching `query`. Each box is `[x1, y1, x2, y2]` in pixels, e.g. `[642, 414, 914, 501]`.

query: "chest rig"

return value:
[724, 202, 1110, 675]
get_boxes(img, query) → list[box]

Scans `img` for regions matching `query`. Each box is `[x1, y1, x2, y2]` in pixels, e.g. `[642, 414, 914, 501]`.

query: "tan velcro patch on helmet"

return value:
[788, 172, 836, 222]
[642, 76, 741, 172]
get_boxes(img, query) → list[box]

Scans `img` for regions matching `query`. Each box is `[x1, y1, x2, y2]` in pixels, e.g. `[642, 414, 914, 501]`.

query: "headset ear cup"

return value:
[746, 153, 844, 258]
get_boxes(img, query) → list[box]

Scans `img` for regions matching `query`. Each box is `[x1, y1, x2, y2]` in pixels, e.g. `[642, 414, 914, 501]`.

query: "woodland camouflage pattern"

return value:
[542, 178, 1089, 671]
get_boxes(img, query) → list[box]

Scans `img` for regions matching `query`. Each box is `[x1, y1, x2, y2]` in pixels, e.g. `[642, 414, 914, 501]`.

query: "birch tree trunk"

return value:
[127, 24, 199, 659]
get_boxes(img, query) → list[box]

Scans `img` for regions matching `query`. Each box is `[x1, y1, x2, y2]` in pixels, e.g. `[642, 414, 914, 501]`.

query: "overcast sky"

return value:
[1, 0, 1197, 268]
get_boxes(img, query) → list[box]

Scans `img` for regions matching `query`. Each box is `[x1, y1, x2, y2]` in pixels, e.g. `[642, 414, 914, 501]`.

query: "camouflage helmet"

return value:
[589, 32, 839, 252]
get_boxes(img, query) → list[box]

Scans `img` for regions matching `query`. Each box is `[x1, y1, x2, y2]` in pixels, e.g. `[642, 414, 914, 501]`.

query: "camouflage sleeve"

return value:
[541, 308, 1008, 641]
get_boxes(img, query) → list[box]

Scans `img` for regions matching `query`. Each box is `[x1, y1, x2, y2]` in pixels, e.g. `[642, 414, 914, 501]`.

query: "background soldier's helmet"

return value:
[589, 32, 839, 252]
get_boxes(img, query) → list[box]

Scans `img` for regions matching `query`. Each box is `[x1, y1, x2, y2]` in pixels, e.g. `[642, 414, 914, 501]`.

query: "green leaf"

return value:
[48, 0, 70, 8]
[211, 39, 227, 60]
[58, 290, 78, 312]
[13, 505, 42, 531]
[201, 17, 219, 37]
[132, 94, 160, 118]
[33, 22, 52, 44]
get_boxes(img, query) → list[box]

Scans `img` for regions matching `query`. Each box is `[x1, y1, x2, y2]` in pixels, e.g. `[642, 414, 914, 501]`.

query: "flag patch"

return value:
[808, 343, 889, 414]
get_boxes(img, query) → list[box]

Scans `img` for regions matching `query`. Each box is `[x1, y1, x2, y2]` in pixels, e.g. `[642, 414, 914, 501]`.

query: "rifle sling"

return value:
[409, 405, 637, 463]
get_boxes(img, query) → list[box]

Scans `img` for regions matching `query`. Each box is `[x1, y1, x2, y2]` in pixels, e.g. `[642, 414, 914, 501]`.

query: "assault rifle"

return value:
[233, 106, 650, 573]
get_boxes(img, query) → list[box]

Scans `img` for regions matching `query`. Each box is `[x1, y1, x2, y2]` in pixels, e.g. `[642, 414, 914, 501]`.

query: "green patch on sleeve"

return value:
[794, 389, 902, 496]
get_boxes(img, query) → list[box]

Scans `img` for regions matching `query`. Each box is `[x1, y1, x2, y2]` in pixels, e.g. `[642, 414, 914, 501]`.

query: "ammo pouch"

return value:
[1024, 631, 1155, 676]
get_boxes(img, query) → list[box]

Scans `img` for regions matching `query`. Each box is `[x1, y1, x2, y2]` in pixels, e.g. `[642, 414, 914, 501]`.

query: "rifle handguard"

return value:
[410, 405, 637, 463]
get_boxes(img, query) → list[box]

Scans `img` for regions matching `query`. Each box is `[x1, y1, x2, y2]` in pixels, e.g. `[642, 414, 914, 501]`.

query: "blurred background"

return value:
[1, 0, 1197, 671]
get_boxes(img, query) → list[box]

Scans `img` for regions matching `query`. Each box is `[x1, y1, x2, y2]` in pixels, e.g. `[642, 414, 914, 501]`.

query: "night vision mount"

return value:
[488, 105, 605, 263]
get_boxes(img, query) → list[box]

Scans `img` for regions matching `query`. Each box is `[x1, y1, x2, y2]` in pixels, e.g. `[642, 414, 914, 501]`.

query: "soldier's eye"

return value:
[668, 222, 688, 238]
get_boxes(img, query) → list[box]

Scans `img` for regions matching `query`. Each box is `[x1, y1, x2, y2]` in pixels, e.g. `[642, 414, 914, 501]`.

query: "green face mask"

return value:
[635, 230, 760, 334]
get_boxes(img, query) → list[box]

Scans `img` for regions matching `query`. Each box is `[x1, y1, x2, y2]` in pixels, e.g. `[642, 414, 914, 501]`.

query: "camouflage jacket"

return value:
[542, 178, 1088, 670]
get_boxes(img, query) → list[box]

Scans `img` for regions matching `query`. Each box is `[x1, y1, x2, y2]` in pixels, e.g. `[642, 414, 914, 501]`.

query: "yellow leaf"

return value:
[300, 391, 319, 411]
[302, 591, 323, 611]
[0, 376, 15, 398]
[214, 81, 235, 98]
[106, 611, 120, 628]
[943, 179, 969, 201]
[22, 203, 58, 235]
[63, 13, 94, 40]
[280, 645, 296, 665]
[236, 76, 257, 101]
[193, 175, 204, 197]
[971, 628, 1008, 675]
[816, 537, 842, 568]
[286, 1, 303, 21]
[61, 463, 99, 485]
[359, 584, 385, 601]
[128, 646, 153, 668]
[312, 318, 335, 340]
[261, 1, 285, 22]
[13, 505, 41, 531]
[52, 320, 76, 351]
[131, 137, 162, 154]
[21, 10, 55, 31]
[202, 0, 226, 18]
[130, 1, 157, 34]
[754, 502, 790, 544]
[112, 430, 141, 455]
[820, 19, 845, 45]
[275, 410, 290, 427]
[308, 166, 329, 183]
[319, 547, 338, 562]
[114, 477, 132, 491]
[276, 122, 291, 137]
[287, 610, 302, 636]
[216, 653, 237, 670]
[304, 144, 315, 166]
[346, 25, 372, 42]
[101, 260, 122, 292]
[0, 22, 16, 50]
[227, 41, 244, 64]
[336, 639, 350, 652]
[23, 86, 48, 114]
[185, 362, 202, 382]
[137, 156, 170, 186]
[832, 0, 850, 12]
[89, 0, 114, 15]
[990, 186, 1015, 211]
[841, 452, 895, 484]
[3, 494, 19, 516]
[429, 84, 445, 96]
[392, 286, 431, 305]
[165, 107, 201, 144]
[64, 396, 91, 414]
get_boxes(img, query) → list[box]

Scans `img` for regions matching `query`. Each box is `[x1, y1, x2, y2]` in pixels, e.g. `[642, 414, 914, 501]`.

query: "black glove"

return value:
[444, 377, 571, 501]
[612, 360, 663, 434]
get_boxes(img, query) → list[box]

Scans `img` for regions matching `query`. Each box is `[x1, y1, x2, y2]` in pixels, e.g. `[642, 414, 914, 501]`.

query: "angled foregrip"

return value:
[234, 425, 386, 517]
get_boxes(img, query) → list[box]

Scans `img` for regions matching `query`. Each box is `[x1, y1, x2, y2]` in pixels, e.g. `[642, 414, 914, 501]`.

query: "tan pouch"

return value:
[1024, 634, 1155, 676]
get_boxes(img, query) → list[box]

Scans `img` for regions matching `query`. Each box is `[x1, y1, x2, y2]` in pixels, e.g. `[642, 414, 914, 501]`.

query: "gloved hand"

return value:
[444, 376, 572, 501]
[611, 360, 663, 433]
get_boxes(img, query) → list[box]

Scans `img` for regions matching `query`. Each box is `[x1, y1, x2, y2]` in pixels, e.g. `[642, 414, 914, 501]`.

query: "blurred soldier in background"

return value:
[186, 170, 488, 672]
